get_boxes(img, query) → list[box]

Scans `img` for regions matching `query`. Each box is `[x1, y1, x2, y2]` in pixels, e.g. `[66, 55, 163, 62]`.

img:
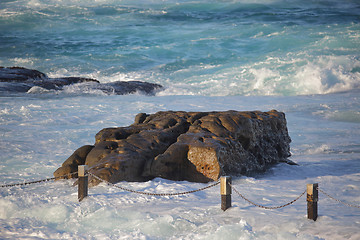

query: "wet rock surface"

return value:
[0, 66, 163, 95]
[54, 110, 292, 186]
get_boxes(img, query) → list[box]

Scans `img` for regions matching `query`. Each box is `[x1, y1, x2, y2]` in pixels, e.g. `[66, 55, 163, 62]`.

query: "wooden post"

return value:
[307, 183, 318, 221]
[220, 176, 232, 211]
[78, 165, 88, 202]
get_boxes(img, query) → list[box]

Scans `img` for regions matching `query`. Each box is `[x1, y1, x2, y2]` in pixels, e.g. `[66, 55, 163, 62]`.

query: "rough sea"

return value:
[1, 0, 360, 239]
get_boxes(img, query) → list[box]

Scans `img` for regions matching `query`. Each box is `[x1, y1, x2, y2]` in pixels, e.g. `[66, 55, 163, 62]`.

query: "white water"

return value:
[1, 92, 359, 239]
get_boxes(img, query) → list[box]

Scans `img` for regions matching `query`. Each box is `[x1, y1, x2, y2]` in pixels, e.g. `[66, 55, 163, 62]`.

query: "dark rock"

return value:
[106, 81, 163, 95]
[54, 145, 94, 179]
[0, 66, 46, 82]
[134, 113, 149, 124]
[0, 66, 163, 95]
[35, 77, 99, 91]
[54, 110, 292, 186]
[88, 81, 163, 95]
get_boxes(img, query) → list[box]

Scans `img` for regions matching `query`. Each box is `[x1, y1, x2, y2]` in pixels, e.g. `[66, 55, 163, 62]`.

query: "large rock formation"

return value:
[0, 66, 163, 95]
[54, 110, 293, 186]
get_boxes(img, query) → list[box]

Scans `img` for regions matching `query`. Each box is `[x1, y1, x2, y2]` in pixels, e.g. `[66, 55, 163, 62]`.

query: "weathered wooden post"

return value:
[307, 183, 318, 221]
[78, 165, 88, 202]
[220, 176, 232, 211]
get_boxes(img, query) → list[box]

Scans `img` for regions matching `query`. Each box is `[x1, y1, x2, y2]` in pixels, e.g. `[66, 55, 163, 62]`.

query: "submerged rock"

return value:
[54, 110, 292, 186]
[0, 66, 163, 95]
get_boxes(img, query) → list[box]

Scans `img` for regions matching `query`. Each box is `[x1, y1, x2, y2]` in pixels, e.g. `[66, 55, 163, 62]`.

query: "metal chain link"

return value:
[0, 172, 78, 188]
[230, 183, 306, 209]
[89, 172, 220, 196]
[318, 188, 360, 209]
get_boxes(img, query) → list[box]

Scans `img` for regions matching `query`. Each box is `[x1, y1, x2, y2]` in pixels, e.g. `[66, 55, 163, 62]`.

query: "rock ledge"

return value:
[0, 66, 162, 95]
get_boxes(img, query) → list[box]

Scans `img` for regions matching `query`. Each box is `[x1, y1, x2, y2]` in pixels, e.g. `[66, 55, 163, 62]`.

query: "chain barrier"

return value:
[318, 187, 360, 209]
[0, 172, 78, 188]
[89, 172, 220, 196]
[230, 183, 306, 210]
[3, 170, 359, 211]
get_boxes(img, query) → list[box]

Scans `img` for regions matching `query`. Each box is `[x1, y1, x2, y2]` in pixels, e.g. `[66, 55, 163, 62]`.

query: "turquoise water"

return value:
[1, 0, 359, 95]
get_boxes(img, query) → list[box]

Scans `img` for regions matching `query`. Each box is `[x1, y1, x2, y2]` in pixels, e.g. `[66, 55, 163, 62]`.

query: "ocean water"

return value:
[1, 0, 360, 239]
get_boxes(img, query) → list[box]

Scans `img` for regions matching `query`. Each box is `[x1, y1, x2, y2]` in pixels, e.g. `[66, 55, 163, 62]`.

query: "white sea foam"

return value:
[27, 86, 52, 94]
[0, 93, 359, 239]
[153, 53, 360, 97]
